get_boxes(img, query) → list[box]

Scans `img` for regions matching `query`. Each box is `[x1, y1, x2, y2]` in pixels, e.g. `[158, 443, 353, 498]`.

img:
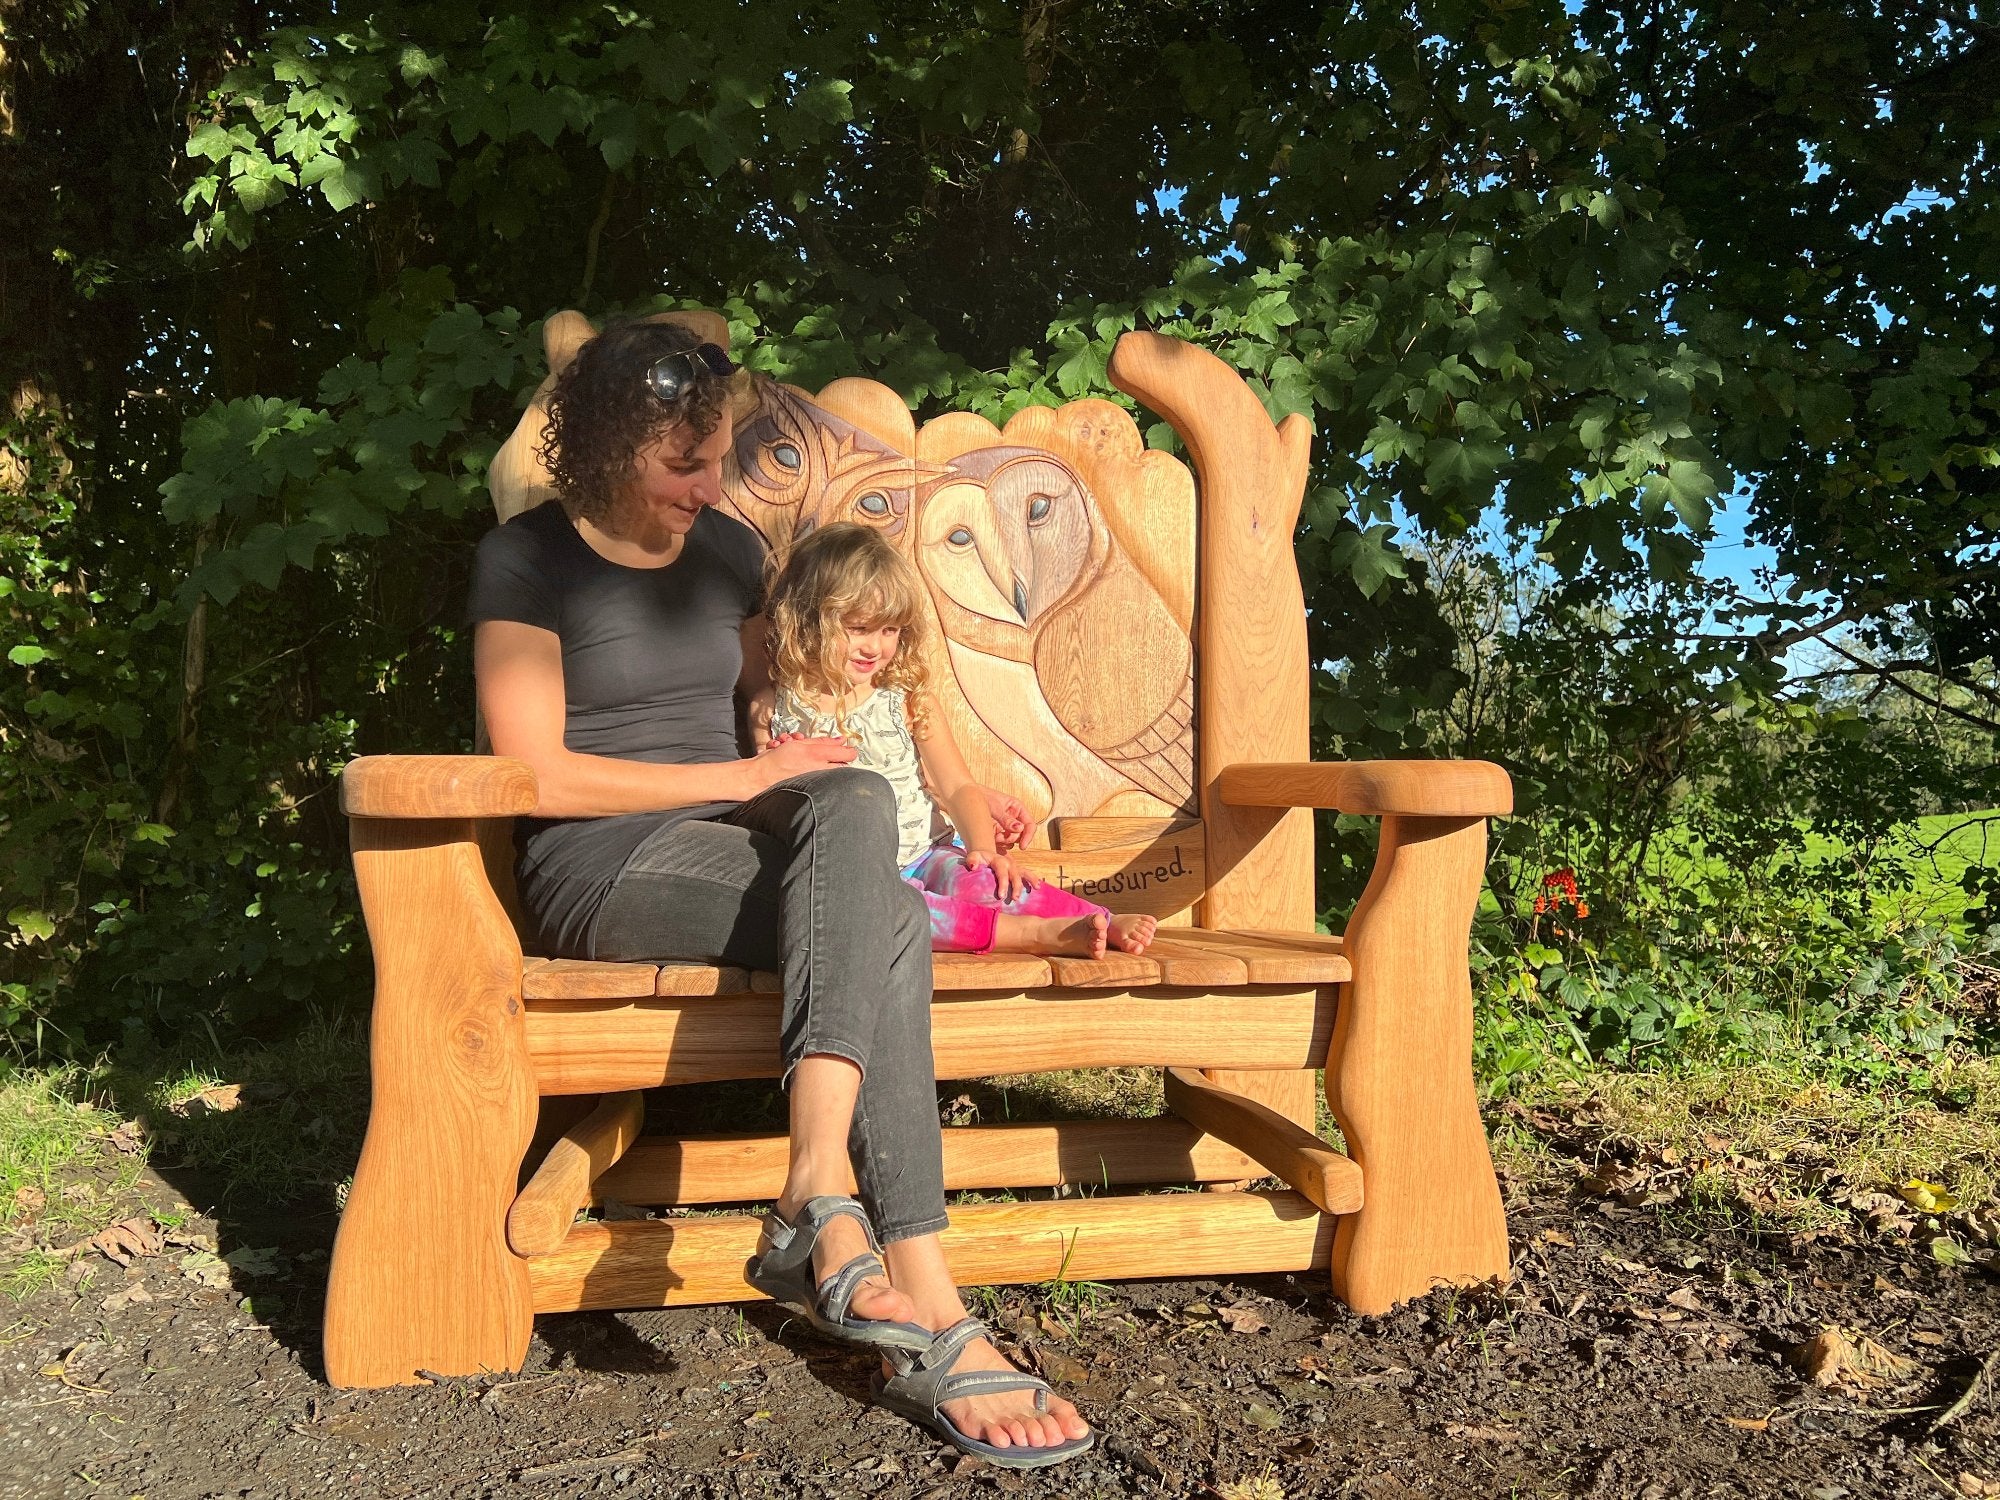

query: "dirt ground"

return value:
[4, 1138, 1999, 1500]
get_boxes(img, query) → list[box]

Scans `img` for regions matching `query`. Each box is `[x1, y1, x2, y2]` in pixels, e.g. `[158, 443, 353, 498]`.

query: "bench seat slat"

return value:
[522, 931, 1345, 1001]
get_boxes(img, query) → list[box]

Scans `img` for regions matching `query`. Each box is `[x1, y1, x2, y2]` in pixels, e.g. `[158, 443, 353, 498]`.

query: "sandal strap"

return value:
[797, 1195, 883, 1254]
[900, 1315, 991, 1377]
[933, 1371, 1053, 1410]
[816, 1252, 889, 1324]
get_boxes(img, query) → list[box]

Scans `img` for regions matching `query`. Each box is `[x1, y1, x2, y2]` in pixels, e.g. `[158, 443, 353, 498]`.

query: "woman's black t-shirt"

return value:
[465, 499, 767, 958]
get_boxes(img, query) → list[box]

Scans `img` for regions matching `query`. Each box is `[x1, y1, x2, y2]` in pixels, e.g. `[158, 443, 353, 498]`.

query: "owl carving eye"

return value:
[856, 492, 890, 516]
[947, 527, 975, 548]
[771, 442, 803, 471]
[1027, 495, 1053, 525]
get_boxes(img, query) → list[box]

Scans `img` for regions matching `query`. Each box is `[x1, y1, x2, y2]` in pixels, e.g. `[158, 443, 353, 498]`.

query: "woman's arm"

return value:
[476, 619, 852, 818]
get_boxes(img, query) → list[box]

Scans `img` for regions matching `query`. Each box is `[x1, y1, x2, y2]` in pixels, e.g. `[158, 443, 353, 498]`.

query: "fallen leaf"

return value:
[60, 1215, 164, 1267]
[101, 1282, 152, 1312]
[1725, 1415, 1769, 1432]
[223, 1246, 283, 1278]
[1218, 1304, 1270, 1335]
[164, 1227, 215, 1252]
[1665, 1287, 1705, 1313]
[1033, 1346, 1090, 1386]
[1243, 1402, 1283, 1430]
[1933, 1238, 1975, 1268]
[1901, 1179, 1959, 1214]
[1789, 1327, 1922, 1390]
[1873, 1275, 1916, 1300]
[179, 1250, 233, 1288]
[1539, 1229, 1575, 1247]
[1911, 1330, 1948, 1347]
[12, 1185, 45, 1223]
[1445, 1423, 1523, 1443]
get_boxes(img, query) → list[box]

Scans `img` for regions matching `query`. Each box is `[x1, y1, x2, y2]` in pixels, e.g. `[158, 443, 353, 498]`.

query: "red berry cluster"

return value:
[1533, 867, 1589, 921]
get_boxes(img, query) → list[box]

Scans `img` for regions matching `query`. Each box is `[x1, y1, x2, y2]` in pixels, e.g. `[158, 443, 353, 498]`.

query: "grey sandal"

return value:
[745, 1195, 932, 1353]
[871, 1316, 1095, 1469]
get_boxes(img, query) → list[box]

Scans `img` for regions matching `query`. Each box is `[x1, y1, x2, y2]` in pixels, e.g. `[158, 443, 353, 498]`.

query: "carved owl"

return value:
[723, 384, 932, 552]
[914, 446, 1195, 816]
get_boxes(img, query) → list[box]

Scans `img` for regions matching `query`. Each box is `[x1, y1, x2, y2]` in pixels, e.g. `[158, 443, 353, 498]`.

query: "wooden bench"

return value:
[321, 321, 1513, 1388]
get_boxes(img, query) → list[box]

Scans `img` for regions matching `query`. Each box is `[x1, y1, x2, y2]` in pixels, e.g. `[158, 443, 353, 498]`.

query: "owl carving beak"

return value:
[1012, 577, 1030, 621]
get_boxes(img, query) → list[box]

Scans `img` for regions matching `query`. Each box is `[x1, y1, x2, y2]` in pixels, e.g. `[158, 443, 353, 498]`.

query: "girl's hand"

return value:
[980, 787, 1038, 851]
[965, 849, 1030, 903]
[758, 735, 857, 784]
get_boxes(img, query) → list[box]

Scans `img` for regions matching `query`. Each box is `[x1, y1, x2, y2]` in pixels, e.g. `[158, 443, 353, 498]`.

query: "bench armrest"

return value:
[341, 754, 539, 819]
[1216, 760, 1512, 818]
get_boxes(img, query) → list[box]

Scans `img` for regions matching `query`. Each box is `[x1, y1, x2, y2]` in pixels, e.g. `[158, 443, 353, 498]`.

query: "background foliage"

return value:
[1, 0, 1994, 1069]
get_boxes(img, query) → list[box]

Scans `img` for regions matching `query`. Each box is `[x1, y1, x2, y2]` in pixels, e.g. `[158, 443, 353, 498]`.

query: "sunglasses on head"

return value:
[645, 342, 736, 403]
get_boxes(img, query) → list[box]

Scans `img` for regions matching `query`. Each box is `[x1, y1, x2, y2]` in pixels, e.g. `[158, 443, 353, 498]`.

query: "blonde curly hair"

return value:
[766, 523, 931, 737]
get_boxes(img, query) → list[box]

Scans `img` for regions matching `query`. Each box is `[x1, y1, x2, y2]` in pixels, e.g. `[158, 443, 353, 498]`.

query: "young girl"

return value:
[764, 524, 1157, 960]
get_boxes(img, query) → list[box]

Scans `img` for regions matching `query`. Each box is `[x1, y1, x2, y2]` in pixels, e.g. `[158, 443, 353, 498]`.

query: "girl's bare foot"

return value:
[993, 911, 1107, 958]
[1108, 912, 1157, 954]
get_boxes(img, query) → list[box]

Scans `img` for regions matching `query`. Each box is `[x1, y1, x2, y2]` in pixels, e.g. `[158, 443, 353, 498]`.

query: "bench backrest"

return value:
[488, 311, 1314, 931]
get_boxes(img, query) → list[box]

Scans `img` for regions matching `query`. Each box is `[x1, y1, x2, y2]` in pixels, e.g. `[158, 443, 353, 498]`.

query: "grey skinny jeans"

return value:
[591, 767, 948, 1244]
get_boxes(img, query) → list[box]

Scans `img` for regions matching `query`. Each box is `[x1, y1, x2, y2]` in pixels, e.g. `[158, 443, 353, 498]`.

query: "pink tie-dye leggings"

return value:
[900, 840, 1110, 954]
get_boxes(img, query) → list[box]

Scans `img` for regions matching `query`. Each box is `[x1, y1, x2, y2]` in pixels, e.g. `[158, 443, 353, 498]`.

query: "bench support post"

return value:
[324, 817, 537, 1387]
[1327, 814, 1509, 1313]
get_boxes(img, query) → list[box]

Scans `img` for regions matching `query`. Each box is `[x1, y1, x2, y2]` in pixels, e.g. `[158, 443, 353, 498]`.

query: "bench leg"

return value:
[1327, 814, 1509, 1315]
[323, 820, 538, 1387]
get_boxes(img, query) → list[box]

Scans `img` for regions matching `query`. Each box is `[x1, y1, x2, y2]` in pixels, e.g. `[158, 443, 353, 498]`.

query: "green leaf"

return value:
[1327, 523, 1408, 598]
[7, 645, 48, 666]
[7, 909, 56, 942]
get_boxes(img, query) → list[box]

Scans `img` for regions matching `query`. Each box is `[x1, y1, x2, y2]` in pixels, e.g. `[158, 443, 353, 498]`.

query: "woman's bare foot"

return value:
[1108, 912, 1157, 954]
[878, 1334, 1090, 1452]
[766, 1194, 916, 1326]
[993, 911, 1107, 958]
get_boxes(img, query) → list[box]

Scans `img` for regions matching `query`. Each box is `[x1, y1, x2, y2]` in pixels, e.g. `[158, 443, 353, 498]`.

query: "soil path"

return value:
[3, 1168, 1998, 1499]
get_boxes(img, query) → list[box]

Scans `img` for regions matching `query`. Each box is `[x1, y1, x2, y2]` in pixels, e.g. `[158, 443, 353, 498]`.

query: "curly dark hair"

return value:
[538, 318, 738, 523]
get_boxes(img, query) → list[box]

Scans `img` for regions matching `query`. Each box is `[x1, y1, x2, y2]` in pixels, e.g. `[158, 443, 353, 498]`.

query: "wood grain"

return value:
[1011, 834, 1206, 922]
[594, 1118, 1261, 1204]
[1220, 760, 1514, 818]
[1163, 1068, 1361, 1216]
[1162, 929, 1350, 985]
[341, 755, 538, 820]
[323, 818, 537, 1388]
[521, 985, 1332, 1093]
[1329, 815, 1510, 1313]
[810, 376, 918, 454]
[507, 1091, 645, 1258]
[528, 1191, 1333, 1311]
[1053, 817, 1200, 852]
[522, 959, 660, 1001]
[1107, 331, 1320, 1135]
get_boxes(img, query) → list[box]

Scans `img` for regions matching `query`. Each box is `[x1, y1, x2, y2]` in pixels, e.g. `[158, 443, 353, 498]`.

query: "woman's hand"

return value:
[756, 734, 858, 786]
[964, 848, 1030, 903]
[980, 787, 1038, 852]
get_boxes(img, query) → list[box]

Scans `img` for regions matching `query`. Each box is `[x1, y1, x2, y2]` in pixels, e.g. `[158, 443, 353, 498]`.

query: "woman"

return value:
[468, 318, 1091, 1467]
